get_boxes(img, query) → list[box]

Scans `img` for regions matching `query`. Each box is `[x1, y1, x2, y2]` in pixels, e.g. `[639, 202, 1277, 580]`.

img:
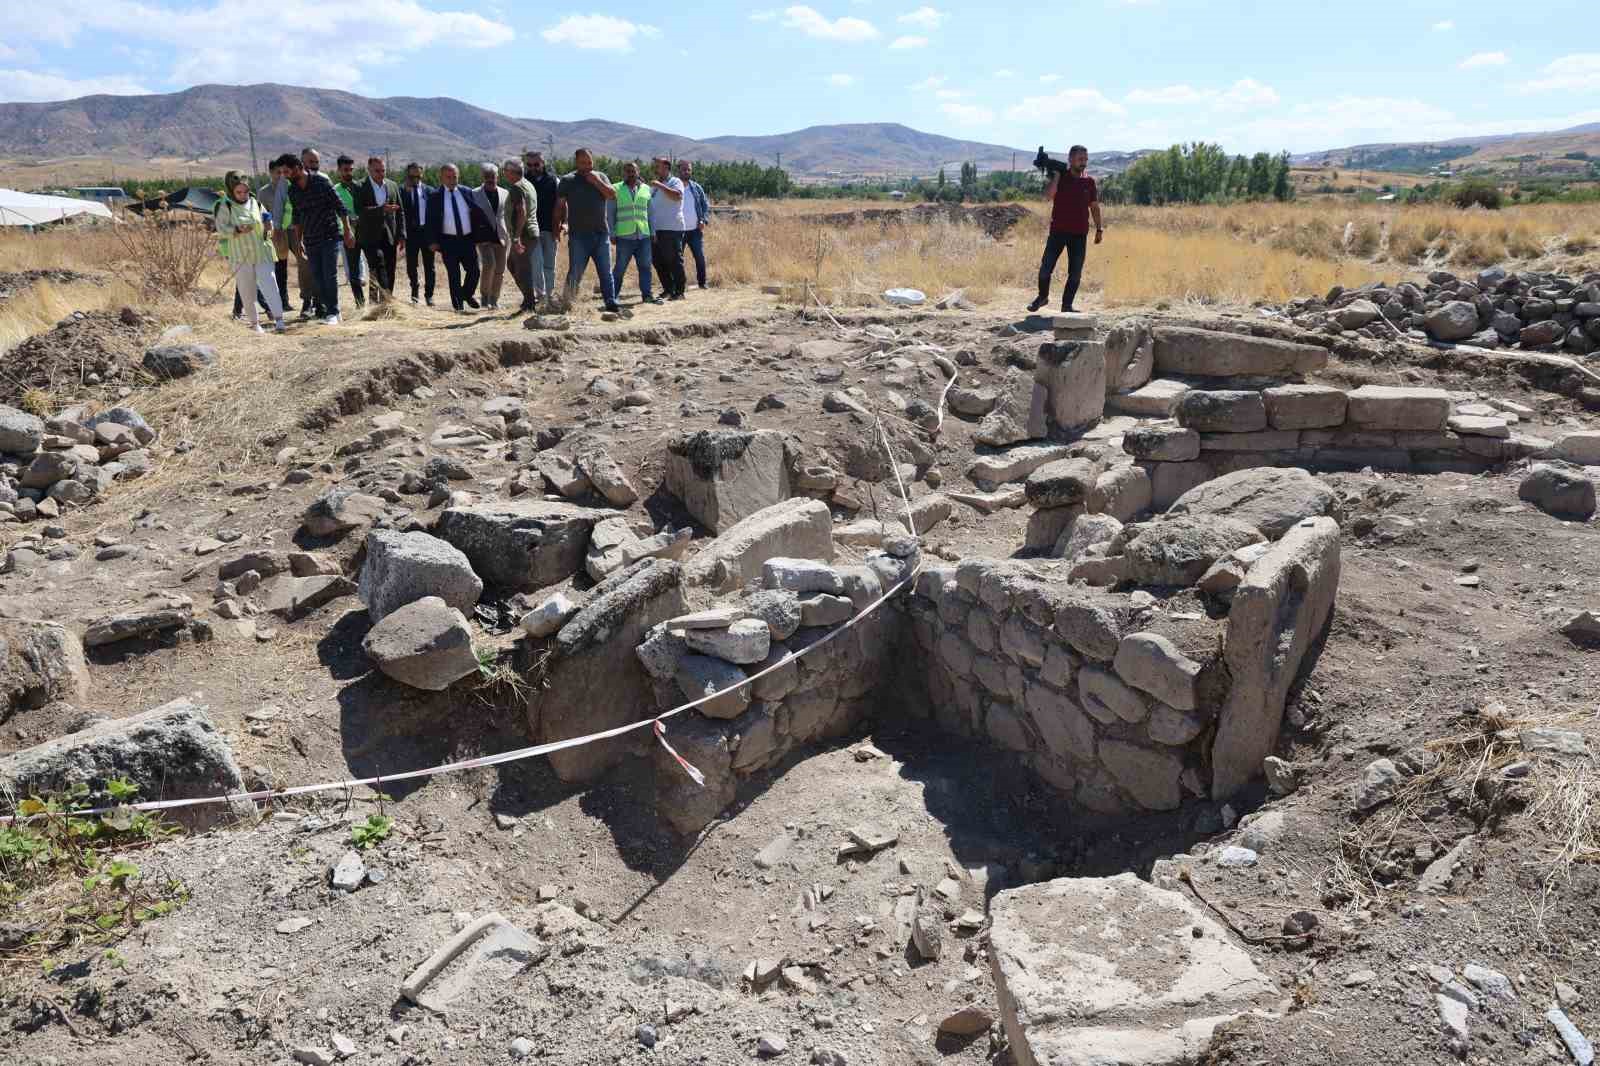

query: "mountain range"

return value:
[0, 83, 1032, 181]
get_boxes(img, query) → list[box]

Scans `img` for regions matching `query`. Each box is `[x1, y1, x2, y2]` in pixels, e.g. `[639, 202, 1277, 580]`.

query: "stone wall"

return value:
[1130, 381, 1550, 479]
[893, 527, 1337, 816]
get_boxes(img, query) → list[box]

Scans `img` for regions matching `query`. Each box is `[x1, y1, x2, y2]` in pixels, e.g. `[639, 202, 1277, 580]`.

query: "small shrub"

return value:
[350, 814, 394, 851]
[1449, 179, 1503, 211]
[110, 210, 215, 298]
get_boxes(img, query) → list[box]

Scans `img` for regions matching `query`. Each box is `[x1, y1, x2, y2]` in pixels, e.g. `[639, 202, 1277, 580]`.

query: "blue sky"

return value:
[2, 0, 1598, 155]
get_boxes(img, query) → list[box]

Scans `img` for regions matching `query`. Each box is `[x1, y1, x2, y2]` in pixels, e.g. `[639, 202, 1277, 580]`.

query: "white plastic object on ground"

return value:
[883, 288, 926, 307]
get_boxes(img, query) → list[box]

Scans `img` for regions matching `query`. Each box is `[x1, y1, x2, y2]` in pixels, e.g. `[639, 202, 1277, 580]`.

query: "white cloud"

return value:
[1458, 51, 1507, 69]
[942, 102, 995, 125]
[1124, 78, 1276, 110]
[0, 69, 153, 102]
[897, 6, 946, 29]
[781, 5, 880, 42]
[1433, 19, 1454, 30]
[1005, 88, 1125, 122]
[993, 68, 1016, 79]
[908, 75, 946, 91]
[1519, 53, 1600, 93]
[826, 73, 857, 87]
[889, 35, 928, 49]
[542, 14, 659, 52]
[3, 1, 514, 92]
[1038, 73, 1061, 84]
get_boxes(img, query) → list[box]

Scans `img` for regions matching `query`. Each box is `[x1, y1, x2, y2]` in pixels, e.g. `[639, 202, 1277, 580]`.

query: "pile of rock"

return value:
[1283, 268, 1600, 355]
[0, 403, 155, 524]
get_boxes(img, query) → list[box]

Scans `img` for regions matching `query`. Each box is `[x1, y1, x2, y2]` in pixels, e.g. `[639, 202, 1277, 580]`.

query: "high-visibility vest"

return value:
[614, 182, 651, 237]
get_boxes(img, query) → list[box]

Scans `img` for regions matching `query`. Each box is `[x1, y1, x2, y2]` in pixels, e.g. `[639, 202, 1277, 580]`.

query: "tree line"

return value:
[100, 156, 792, 203]
[1099, 144, 1295, 205]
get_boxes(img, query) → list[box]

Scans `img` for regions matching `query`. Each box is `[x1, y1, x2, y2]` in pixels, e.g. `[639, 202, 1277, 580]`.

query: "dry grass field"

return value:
[1, 196, 1595, 358]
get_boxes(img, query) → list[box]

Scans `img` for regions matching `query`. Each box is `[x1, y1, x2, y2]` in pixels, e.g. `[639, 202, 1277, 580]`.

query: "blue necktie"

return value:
[449, 191, 463, 236]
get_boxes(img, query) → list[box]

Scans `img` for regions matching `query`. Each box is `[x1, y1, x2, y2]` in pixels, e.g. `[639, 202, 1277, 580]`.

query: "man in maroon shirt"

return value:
[1031, 145, 1104, 313]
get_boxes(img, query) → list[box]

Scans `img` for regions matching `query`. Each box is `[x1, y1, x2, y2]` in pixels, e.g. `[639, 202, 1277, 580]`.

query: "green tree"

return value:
[1271, 151, 1293, 201]
[1247, 152, 1273, 197]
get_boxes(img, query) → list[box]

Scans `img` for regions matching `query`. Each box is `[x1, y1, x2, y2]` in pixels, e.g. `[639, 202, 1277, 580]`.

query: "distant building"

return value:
[888, 190, 906, 200]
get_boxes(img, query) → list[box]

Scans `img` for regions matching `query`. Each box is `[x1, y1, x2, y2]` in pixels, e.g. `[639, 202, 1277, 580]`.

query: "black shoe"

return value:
[1027, 296, 1047, 312]
[646, 296, 664, 305]
[1061, 303, 1075, 313]
[425, 297, 435, 307]
[604, 302, 622, 313]
[465, 296, 480, 309]
[697, 283, 707, 290]
[410, 294, 418, 304]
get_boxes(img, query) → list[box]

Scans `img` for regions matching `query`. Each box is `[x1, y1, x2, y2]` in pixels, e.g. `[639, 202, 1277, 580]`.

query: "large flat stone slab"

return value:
[683, 498, 833, 592]
[990, 873, 1276, 1066]
[436, 500, 609, 593]
[1213, 516, 1340, 797]
[1153, 326, 1328, 377]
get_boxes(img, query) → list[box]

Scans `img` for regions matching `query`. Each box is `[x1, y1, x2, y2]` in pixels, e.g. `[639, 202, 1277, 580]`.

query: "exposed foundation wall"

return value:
[894, 559, 1223, 817]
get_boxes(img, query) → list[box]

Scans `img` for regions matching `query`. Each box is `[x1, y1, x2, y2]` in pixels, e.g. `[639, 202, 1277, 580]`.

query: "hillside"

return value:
[1294, 122, 1600, 176]
[0, 83, 1026, 181]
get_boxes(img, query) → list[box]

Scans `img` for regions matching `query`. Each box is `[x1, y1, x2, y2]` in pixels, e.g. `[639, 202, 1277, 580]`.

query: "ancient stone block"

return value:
[1176, 390, 1267, 433]
[1165, 467, 1336, 539]
[1034, 341, 1106, 434]
[362, 597, 479, 691]
[437, 500, 608, 593]
[967, 444, 1071, 486]
[1262, 384, 1349, 430]
[1152, 325, 1329, 377]
[1212, 517, 1340, 798]
[664, 429, 791, 533]
[1086, 464, 1152, 523]
[1113, 632, 1201, 711]
[360, 529, 483, 623]
[1345, 385, 1451, 431]
[1078, 663, 1151, 724]
[1107, 378, 1188, 418]
[1122, 424, 1199, 462]
[1025, 457, 1103, 509]
[684, 498, 834, 591]
[1141, 459, 1215, 511]
[989, 873, 1275, 1066]
[1098, 740, 1182, 810]
[1, 620, 89, 713]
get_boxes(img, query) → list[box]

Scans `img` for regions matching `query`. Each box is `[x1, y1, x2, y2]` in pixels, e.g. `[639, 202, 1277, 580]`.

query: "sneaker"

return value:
[425, 297, 434, 307]
[322, 314, 341, 326]
[646, 296, 664, 305]
[1027, 296, 1047, 312]
[250, 324, 265, 334]
[273, 321, 287, 333]
[410, 294, 418, 305]
[464, 296, 480, 309]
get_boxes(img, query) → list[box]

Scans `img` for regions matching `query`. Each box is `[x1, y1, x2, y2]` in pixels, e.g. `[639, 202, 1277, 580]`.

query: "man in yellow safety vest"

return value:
[607, 161, 659, 305]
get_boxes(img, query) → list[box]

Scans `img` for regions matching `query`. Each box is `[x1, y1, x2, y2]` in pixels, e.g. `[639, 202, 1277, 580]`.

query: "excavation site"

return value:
[3, 274, 1600, 1066]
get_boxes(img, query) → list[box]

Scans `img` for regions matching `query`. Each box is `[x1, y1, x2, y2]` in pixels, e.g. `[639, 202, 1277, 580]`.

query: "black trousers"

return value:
[1038, 231, 1088, 311]
[273, 259, 289, 311]
[362, 241, 398, 296]
[405, 240, 436, 300]
[233, 286, 270, 315]
[652, 230, 686, 297]
[437, 235, 479, 310]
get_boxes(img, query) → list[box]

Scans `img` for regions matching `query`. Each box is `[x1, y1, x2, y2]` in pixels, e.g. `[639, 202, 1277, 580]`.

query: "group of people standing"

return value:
[217, 146, 713, 329]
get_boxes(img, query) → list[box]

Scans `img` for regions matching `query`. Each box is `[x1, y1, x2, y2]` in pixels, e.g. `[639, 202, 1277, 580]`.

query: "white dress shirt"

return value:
[371, 180, 387, 207]
[441, 186, 470, 236]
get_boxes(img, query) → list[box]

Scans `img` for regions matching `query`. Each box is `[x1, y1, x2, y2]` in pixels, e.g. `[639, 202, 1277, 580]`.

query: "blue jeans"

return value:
[612, 236, 653, 300]
[534, 233, 559, 297]
[683, 227, 707, 287]
[306, 239, 340, 318]
[565, 231, 615, 306]
[338, 240, 366, 304]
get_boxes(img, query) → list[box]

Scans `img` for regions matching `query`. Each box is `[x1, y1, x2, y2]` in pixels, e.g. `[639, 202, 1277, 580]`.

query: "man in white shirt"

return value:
[677, 159, 711, 290]
[425, 164, 483, 312]
[648, 157, 688, 301]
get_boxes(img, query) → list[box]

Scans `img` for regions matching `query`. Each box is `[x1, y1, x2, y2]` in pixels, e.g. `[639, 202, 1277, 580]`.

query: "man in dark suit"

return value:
[425, 163, 495, 312]
[353, 156, 406, 300]
[399, 162, 436, 305]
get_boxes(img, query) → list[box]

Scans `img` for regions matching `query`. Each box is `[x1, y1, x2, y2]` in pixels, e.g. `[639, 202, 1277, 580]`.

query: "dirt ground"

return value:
[2, 275, 1599, 1066]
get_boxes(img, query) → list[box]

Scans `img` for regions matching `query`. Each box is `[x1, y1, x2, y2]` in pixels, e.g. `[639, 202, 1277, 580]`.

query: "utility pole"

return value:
[244, 112, 260, 184]
[545, 133, 555, 160]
